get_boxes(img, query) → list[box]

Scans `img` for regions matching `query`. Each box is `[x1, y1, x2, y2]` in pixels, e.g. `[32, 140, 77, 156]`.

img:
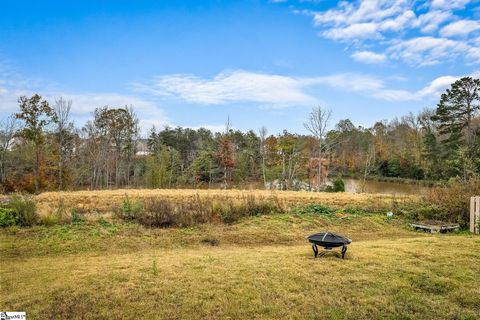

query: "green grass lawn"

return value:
[1, 214, 479, 319]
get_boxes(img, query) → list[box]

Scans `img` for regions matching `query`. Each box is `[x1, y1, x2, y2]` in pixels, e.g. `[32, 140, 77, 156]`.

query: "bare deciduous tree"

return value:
[0, 115, 20, 185]
[304, 106, 332, 189]
[54, 97, 74, 190]
[218, 117, 234, 188]
[258, 126, 267, 187]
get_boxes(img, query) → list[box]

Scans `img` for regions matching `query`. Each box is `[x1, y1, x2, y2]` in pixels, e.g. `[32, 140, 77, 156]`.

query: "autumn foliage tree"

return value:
[15, 94, 57, 193]
[93, 106, 138, 187]
[2, 77, 480, 193]
[217, 135, 235, 187]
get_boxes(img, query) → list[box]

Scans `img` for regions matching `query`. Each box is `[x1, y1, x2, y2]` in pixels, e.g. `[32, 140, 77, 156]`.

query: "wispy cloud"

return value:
[430, 0, 472, 10]
[440, 20, 480, 37]
[372, 75, 462, 101]
[0, 62, 169, 134]
[55, 93, 170, 132]
[299, 0, 479, 66]
[132, 70, 320, 107]
[387, 36, 469, 66]
[132, 70, 393, 107]
[414, 10, 452, 33]
[351, 50, 387, 64]
[133, 69, 469, 106]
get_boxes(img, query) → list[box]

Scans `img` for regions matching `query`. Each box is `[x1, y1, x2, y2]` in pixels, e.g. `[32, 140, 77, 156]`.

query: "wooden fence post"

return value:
[471, 196, 480, 234]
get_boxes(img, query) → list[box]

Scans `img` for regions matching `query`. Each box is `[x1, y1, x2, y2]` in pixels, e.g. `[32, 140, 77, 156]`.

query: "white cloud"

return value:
[467, 47, 480, 63]
[372, 75, 460, 101]
[440, 20, 480, 37]
[132, 70, 319, 107]
[379, 10, 416, 32]
[0, 62, 44, 114]
[134, 69, 468, 105]
[387, 36, 468, 66]
[323, 72, 473, 102]
[55, 93, 161, 115]
[416, 75, 460, 97]
[133, 70, 398, 107]
[322, 23, 380, 41]
[375, 72, 480, 101]
[351, 50, 387, 63]
[0, 65, 169, 134]
[414, 10, 452, 33]
[52, 93, 170, 133]
[302, 0, 478, 66]
[311, 0, 413, 42]
[313, 0, 410, 26]
[430, 0, 472, 10]
[371, 89, 415, 101]
[313, 73, 385, 92]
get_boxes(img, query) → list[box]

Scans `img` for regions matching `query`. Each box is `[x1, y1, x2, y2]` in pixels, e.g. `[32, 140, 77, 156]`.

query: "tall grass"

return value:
[7, 195, 38, 226]
[116, 193, 285, 227]
[34, 189, 414, 216]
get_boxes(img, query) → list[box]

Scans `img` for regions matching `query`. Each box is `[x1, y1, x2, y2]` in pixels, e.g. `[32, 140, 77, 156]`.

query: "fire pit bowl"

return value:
[307, 232, 352, 259]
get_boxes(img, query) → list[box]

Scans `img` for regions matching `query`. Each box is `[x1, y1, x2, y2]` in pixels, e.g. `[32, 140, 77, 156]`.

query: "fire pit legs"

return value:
[312, 244, 347, 259]
[312, 244, 318, 258]
[307, 232, 351, 259]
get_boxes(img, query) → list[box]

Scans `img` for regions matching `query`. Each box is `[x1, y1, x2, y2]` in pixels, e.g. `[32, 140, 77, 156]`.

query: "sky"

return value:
[0, 0, 479, 135]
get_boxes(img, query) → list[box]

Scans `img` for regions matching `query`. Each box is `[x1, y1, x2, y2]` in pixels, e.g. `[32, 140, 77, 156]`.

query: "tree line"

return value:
[1, 77, 479, 193]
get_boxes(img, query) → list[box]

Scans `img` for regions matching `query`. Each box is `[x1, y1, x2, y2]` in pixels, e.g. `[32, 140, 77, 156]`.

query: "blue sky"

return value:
[1, 0, 479, 135]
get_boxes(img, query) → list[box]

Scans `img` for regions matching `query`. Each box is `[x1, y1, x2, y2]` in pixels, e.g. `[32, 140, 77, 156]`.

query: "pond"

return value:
[341, 178, 430, 195]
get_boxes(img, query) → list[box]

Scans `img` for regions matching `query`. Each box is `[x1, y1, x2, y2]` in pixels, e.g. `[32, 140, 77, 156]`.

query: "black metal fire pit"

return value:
[307, 232, 352, 259]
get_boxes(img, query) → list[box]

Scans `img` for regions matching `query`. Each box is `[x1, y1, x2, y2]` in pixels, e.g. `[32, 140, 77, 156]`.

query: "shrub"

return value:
[219, 202, 245, 224]
[325, 178, 345, 192]
[416, 204, 444, 221]
[217, 195, 283, 224]
[401, 209, 419, 221]
[118, 195, 144, 220]
[139, 198, 176, 227]
[0, 208, 17, 227]
[423, 179, 480, 223]
[71, 208, 86, 224]
[38, 214, 60, 226]
[175, 194, 214, 226]
[8, 195, 37, 226]
[293, 204, 336, 216]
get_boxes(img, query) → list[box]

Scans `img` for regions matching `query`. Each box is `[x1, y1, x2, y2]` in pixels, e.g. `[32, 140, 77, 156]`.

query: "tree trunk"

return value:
[318, 146, 322, 190]
[34, 143, 40, 193]
[261, 155, 266, 187]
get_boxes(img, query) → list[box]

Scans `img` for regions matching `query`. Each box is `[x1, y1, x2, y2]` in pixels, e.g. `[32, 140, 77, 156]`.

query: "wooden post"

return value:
[471, 196, 480, 234]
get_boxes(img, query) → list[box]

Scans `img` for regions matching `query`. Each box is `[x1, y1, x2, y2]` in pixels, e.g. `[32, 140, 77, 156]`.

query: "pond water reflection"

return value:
[341, 178, 430, 195]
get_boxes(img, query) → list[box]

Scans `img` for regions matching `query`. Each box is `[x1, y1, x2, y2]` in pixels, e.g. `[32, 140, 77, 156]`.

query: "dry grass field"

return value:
[1, 205, 479, 319]
[32, 189, 418, 215]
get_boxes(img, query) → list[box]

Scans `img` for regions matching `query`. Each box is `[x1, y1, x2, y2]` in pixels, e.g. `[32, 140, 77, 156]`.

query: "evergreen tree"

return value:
[432, 77, 480, 180]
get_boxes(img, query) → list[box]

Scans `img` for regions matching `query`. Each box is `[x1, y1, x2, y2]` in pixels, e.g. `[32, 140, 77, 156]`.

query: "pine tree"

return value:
[433, 77, 480, 155]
